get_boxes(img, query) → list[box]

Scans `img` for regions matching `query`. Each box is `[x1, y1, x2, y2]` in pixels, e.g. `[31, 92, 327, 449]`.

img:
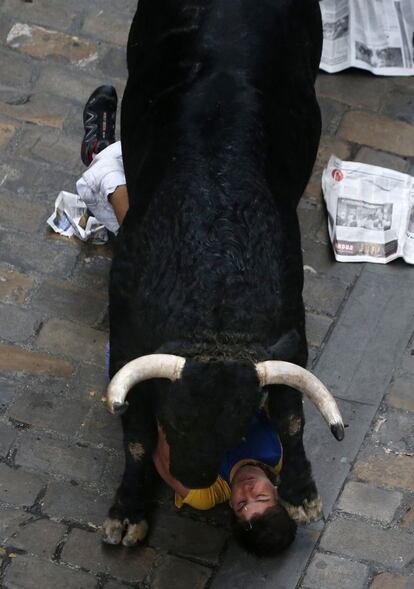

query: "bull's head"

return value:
[105, 355, 344, 488]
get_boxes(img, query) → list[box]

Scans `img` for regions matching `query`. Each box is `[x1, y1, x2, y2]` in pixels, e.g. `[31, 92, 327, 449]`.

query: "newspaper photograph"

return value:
[322, 156, 414, 264]
[320, 0, 414, 75]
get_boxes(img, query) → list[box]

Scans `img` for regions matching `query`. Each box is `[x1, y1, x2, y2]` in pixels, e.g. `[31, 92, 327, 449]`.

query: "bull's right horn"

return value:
[255, 361, 344, 441]
[106, 354, 186, 415]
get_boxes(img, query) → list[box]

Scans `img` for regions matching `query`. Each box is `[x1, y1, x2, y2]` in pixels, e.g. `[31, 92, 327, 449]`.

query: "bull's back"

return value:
[112, 0, 321, 357]
[121, 0, 322, 197]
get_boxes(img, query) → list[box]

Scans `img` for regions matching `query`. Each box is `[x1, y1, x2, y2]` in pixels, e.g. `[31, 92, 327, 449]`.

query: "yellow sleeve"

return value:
[274, 439, 283, 475]
[274, 456, 283, 475]
[175, 476, 231, 510]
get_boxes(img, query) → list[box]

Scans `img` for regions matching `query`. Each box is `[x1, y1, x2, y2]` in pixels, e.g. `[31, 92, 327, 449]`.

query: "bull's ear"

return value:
[266, 330, 303, 363]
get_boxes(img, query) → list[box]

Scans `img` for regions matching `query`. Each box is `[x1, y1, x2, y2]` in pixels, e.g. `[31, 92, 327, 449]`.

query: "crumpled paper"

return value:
[47, 191, 108, 244]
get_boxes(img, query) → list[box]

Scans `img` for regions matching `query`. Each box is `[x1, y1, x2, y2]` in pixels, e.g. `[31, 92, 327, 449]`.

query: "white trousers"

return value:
[76, 141, 125, 234]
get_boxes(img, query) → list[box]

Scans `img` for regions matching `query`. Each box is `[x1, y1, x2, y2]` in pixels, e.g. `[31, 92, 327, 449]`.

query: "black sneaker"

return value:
[81, 85, 118, 166]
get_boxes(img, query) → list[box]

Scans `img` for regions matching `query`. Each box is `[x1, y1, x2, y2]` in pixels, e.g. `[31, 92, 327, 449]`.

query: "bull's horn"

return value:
[255, 361, 344, 441]
[106, 354, 186, 415]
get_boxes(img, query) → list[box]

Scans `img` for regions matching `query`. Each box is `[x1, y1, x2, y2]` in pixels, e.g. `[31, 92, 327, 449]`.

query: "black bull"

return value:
[104, 0, 331, 546]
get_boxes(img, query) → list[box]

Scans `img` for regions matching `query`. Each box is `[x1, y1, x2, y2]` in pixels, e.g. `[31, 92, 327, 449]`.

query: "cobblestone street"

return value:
[0, 1, 413, 588]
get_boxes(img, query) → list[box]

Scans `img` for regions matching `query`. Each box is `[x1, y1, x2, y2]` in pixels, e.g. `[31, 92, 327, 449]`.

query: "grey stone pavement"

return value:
[0, 1, 413, 588]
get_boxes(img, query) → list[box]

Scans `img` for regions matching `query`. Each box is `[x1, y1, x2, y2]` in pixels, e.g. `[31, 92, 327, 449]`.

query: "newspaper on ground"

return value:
[320, 0, 414, 75]
[322, 155, 414, 264]
[47, 191, 109, 244]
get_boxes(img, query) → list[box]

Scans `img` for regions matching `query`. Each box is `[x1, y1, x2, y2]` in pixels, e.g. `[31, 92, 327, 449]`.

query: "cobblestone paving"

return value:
[0, 1, 413, 588]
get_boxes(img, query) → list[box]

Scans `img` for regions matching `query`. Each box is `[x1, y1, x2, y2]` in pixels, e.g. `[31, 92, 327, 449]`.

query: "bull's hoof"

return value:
[281, 494, 323, 524]
[102, 517, 124, 544]
[102, 517, 149, 547]
[122, 520, 149, 546]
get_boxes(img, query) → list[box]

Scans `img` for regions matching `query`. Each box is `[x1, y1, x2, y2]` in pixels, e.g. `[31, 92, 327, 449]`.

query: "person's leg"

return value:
[109, 185, 129, 225]
[77, 85, 130, 233]
[76, 141, 125, 235]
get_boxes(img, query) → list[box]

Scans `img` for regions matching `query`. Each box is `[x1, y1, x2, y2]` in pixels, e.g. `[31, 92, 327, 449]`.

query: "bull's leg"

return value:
[103, 440, 149, 546]
[103, 395, 156, 546]
[268, 385, 322, 524]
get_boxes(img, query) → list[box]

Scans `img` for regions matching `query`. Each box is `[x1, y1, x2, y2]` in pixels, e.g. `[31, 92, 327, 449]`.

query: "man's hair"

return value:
[233, 504, 297, 557]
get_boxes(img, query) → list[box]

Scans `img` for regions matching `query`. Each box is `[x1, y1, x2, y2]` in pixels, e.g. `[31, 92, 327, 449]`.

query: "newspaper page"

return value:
[322, 156, 414, 264]
[319, 0, 351, 72]
[320, 0, 414, 75]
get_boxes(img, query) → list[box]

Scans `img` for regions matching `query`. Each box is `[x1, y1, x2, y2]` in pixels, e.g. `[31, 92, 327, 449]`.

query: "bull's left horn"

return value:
[106, 354, 186, 415]
[255, 361, 344, 441]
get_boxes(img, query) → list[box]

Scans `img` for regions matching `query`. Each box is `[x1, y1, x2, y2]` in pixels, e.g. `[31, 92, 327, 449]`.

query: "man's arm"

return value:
[153, 424, 230, 509]
[152, 424, 190, 499]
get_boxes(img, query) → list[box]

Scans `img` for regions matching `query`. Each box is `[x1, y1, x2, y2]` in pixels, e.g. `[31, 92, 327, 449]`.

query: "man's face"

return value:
[229, 465, 278, 522]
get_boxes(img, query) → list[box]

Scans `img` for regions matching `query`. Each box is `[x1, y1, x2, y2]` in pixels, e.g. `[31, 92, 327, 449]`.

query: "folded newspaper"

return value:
[322, 156, 414, 264]
[320, 0, 414, 75]
[47, 191, 109, 244]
